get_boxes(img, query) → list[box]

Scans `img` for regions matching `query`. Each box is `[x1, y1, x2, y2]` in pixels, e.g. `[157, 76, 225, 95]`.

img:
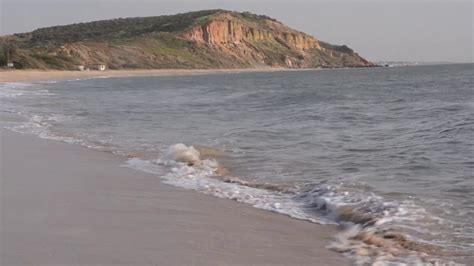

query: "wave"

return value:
[162, 143, 202, 166]
[0, 82, 38, 98]
[124, 143, 465, 265]
[2, 112, 118, 154]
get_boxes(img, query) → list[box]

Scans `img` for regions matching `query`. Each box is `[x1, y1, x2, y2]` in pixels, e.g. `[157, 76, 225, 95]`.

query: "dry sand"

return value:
[0, 129, 349, 265]
[0, 68, 283, 83]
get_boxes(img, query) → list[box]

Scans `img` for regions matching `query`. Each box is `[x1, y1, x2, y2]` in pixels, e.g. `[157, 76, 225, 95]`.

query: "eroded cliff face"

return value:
[176, 11, 373, 69]
[182, 12, 320, 51]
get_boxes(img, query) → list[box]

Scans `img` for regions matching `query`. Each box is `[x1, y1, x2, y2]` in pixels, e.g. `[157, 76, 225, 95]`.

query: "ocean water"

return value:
[1, 64, 473, 265]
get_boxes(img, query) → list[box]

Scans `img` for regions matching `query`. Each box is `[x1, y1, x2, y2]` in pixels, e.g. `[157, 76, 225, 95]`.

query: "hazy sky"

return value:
[1, 0, 472, 63]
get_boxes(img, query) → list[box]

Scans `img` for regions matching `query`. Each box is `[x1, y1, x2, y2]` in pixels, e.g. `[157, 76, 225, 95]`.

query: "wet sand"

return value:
[0, 129, 349, 265]
[0, 68, 283, 83]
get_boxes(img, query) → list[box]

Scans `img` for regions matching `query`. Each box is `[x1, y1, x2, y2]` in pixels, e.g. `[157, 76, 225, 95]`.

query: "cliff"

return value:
[0, 10, 375, 70]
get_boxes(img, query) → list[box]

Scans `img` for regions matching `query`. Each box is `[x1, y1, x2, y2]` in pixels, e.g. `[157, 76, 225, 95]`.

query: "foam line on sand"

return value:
[0, 129, 349, 265]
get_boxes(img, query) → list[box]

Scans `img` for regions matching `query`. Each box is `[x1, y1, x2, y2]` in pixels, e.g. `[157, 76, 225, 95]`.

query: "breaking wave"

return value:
[0, 82, 56, 98]
[124, 143, 465, 265]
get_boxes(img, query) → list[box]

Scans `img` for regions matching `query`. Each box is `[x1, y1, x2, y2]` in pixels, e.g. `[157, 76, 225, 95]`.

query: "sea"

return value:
[1, 64, 473, 265]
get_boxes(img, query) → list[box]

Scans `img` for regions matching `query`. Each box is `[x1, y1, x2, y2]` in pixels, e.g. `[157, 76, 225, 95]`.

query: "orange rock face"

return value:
[277, 32, 320, 50]
[182, 13, 320, 51]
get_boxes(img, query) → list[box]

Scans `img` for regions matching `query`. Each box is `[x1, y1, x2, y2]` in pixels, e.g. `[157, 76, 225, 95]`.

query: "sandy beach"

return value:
[0, 128, 349, 265]
[0, 68, 285, 83]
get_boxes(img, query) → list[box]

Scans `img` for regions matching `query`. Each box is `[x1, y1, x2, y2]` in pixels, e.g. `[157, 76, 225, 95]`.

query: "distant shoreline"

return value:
[2, 63, 470, 83]
[0, 68, 288, 83]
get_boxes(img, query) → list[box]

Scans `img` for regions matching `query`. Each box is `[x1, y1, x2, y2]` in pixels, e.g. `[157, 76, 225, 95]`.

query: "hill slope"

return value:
[0, 10, 375, 70]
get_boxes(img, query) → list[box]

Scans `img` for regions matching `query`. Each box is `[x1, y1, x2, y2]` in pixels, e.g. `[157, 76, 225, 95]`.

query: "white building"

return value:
[96, 64, 107, 71]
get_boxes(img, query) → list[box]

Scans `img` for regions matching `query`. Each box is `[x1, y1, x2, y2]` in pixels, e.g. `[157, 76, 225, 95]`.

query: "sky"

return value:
[1, 0, 472, 63]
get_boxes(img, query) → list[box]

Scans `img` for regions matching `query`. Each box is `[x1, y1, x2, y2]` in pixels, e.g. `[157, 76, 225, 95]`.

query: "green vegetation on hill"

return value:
[15, 10, 221, 48]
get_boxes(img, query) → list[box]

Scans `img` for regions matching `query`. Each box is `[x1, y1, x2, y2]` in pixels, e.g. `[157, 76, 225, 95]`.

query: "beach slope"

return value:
[0, 129, 348, 265]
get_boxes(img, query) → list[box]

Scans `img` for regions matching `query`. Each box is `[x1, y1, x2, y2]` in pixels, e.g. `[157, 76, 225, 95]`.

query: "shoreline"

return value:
[0, 128, 349, 265]
[1, 64, 471, 265]
[0, 66, 381, 83]
[0, 68, 288, 83]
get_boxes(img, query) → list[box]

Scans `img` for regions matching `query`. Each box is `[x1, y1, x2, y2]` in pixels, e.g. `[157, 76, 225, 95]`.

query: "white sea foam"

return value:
[0, 82, 33, 98]
[162, 143, 202, 166]
[38, 80, 59, 84]
[125, 148, 335, 225]
[2, 111, 115, 154]
[0, 82, 59, 98]
[6, 114, 77, 143]
[60, 75, 114, 83]
[122, 143, 465, 265]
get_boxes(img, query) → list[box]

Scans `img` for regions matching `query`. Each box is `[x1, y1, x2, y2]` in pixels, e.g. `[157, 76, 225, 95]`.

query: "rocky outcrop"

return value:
[182, 12, 320, 51]
[176, 11, 372, 69]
